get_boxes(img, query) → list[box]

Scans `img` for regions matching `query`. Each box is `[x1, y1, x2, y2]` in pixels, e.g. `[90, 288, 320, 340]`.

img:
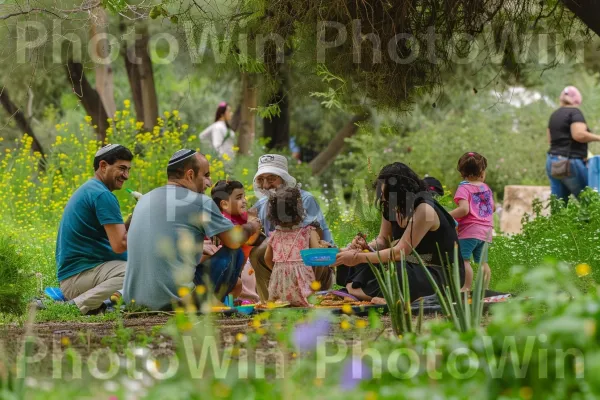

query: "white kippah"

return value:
[95, 144, 123, 158]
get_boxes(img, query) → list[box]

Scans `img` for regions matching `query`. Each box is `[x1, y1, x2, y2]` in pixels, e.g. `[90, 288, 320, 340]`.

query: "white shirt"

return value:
[199, 120, 235, 157]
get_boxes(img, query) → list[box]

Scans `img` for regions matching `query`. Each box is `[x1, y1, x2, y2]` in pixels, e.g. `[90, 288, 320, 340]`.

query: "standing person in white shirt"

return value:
[199, 102, 236, 158]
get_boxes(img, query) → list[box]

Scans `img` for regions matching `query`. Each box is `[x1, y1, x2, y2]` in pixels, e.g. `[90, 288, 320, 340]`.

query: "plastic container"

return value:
[300, 248, 339, 266]
[588, 156, 600, 192]
[235, 304, 256, 315]
[126, 188, 143, 201]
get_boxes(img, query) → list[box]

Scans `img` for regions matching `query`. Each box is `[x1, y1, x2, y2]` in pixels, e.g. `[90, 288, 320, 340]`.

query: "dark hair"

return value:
[423, 176, 444, 197]
[167, 154, 201, 179]
[93, 146, 133, 171]
[374, 162, 429, 220]
[267, 186, 304, 227]
[211, 180, 244, 210]
[215, 102, 232, 130]
[457, 152, 487, 179]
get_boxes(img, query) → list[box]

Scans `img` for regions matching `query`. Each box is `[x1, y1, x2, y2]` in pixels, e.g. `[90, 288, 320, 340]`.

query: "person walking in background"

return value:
[199, 102, 236, 158]
[546, 86, 600, 202]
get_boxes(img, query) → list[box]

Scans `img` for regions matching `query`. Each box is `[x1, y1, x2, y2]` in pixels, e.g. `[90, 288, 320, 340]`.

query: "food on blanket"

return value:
[211, 306, 231, 312]
[314, 292, 372, 307]
[255, 301, 290, 309]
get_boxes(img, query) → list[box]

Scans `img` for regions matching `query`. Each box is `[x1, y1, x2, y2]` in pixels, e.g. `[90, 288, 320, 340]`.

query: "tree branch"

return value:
[0, 7, 65, 20]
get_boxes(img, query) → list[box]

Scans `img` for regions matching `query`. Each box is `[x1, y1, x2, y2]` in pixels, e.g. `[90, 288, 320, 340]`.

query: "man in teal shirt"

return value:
[56, 144, 133, 314]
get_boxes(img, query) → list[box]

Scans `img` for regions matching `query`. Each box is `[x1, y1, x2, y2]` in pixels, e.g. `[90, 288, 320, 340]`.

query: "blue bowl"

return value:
[300, 248, 339, 266]
[235, 304, 256, 315]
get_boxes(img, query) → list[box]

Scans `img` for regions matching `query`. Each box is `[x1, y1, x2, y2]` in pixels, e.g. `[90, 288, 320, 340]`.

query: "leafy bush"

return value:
[490, 189, 600, 293]
[0, 232, 33, 315]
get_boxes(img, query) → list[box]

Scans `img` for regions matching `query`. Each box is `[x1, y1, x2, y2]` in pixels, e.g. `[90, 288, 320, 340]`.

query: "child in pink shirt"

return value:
[450, 152, 494, 290]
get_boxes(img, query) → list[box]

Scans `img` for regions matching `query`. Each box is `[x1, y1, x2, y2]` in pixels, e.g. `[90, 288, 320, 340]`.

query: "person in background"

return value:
[290, 137, 302, 164]
[56, 144, 133, 314]
[423, 176, 445, 197]
[546, 86, 600, 202]
[199, 102, 236, 158]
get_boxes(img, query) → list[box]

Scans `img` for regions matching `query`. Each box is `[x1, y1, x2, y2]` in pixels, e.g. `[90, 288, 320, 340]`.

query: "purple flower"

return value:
[292, 317, 330, 352]
[340, 358, 372, 391]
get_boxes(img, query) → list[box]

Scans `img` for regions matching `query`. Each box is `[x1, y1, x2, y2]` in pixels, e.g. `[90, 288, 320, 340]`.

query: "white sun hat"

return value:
[253, 154, 297, 198]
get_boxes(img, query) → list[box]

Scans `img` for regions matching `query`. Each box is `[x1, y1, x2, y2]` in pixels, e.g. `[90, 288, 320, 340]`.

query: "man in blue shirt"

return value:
[249, 154, 334, 301]
[123, 150, 262, 310]
[56, 144, 133, 314]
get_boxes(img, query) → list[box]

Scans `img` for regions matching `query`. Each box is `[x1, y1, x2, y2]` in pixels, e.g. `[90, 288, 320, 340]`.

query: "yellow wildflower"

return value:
[310, 281, 321, 291]
[365, 392, 378, 400]
[340, 320, 351, 330]
[576, 263, 591, 277]
[177, 287, 191, 297]
[519, 387, 533, 400]
[356, 319, 368, 329]
[195, 285, 206, 295]
[236, 333, 247, 343]
[341, 304, 353, 314]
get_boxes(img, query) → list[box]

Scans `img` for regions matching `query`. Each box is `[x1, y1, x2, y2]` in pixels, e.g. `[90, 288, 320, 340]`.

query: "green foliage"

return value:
[367, 251, 422, 336]
[414, 245, 486, 332]
[0, 232, 34, 315]
[490, 189, 600, 293]
[336, 63, 600, 197]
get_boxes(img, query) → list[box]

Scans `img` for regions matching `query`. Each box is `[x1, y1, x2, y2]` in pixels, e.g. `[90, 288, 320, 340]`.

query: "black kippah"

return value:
[168, 149, 196, 167]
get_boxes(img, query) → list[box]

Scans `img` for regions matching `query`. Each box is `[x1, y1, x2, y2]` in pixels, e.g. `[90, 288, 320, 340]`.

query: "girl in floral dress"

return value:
[265, 186, 324, 306]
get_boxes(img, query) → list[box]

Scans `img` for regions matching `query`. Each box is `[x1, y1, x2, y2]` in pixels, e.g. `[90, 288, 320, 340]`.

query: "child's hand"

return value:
[318, 240, 332, 248]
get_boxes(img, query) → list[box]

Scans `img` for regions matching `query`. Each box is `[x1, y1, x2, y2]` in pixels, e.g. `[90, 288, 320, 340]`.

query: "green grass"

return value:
[34, 301, 121, 323]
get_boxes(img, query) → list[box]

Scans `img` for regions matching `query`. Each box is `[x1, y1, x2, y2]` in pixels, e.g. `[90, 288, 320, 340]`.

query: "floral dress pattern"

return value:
[267, 225, 316, 307]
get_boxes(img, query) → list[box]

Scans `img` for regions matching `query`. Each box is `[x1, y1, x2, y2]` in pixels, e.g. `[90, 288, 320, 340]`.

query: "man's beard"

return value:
[256, 187, 278, 199]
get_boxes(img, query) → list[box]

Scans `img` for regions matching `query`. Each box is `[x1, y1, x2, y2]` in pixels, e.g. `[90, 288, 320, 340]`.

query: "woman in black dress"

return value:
[334, 162, 464, 303]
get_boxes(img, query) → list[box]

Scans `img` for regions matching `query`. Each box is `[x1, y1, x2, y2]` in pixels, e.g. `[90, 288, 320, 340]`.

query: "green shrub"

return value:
[490, 189, 600, 293]
[0, 233, 33, 315]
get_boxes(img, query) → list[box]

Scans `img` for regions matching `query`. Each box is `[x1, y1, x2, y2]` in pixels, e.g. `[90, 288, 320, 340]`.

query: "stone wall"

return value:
[500, 185, 551, 234]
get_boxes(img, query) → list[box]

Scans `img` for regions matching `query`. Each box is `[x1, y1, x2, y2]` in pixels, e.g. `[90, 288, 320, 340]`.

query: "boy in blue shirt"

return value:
[56, 144, 133, 314]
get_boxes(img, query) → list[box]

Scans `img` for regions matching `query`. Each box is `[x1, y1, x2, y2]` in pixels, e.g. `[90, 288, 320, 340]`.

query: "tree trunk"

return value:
[560, 0, 600, 37]
[122, 24, 158, 130]
[65, 60, 109, 142]
[0, 88, 44, 156]
[310, 113, 370, 176]
[90, 7, 116, 118]
[237, 72, 258, 155]
[262, 68, 290, 150]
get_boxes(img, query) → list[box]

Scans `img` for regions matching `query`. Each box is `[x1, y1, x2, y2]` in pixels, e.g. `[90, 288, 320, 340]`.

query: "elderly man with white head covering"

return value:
[249, 154, 334, 301]
[56, 144, 133, 314]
